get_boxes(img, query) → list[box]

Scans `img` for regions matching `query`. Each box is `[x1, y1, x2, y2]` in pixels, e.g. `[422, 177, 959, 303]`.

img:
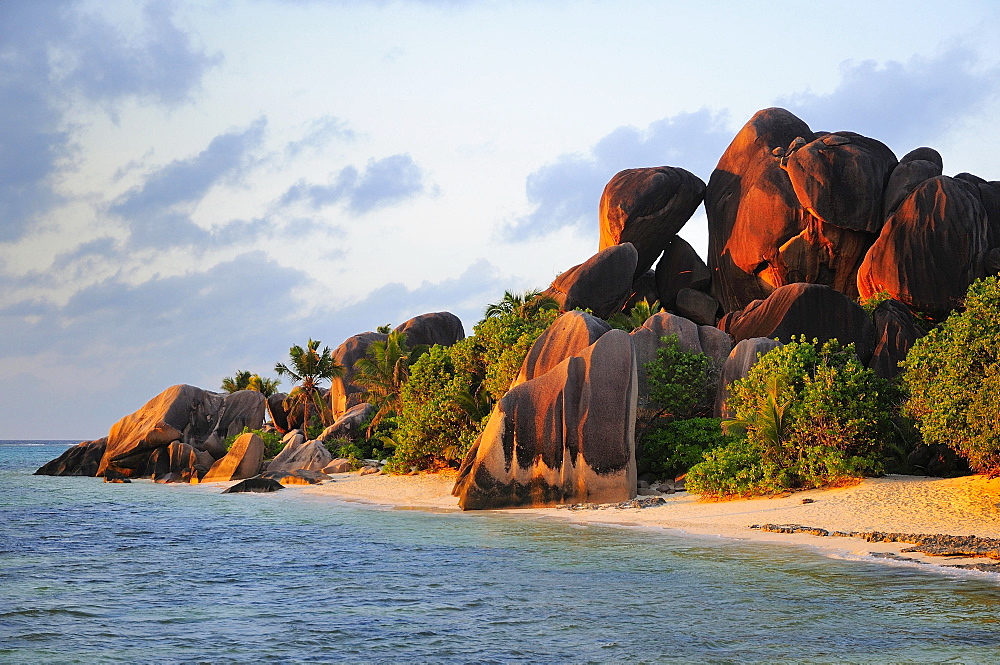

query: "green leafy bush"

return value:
[224, 427, 284, 459]
[385, 307, 559, 473]
[902, 275, 1000, 475]
[638, 417, 732, 480]
[688, 337, 896, 498]
[645, 334, 713, 420]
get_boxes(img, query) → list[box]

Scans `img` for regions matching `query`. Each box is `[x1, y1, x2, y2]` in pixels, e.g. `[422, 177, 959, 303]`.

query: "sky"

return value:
[2, 0, 1000, 439]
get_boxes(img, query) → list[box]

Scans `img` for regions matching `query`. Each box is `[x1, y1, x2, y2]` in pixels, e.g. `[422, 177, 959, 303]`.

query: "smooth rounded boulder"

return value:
[513, 310, 611, 388]
[599, 166, 706, 279]
[718, 283, 876, 364]
[715, 337, 783, 418]
[542, 244, 638, 319]
[328, 332, 388, 419]
[393, 311, 465, 348]
[654, 237, 711, 308]
[857, 175, 989, 317]
[452, 329, 637, 510]
[202, 432, 265, 482]
[266, 437, 333, 475]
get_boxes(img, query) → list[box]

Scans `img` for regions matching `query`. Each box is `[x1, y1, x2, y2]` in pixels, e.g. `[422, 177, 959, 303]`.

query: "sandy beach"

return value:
[300, 472, 1000, 573]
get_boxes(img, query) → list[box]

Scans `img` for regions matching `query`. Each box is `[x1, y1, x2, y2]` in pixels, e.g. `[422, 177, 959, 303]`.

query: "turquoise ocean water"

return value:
[3, 441, 1000, 664]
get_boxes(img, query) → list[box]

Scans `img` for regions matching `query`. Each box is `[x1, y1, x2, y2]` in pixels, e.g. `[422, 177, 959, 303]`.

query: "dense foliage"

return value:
[220, 370, 281, 397]
[275, 339, 344, 431]
[224, 427, 284, 459]
[902, 275, 1000, 475]
[636, 335, 723, 479]
[385, 306, 559, 473]
[687, 338, 896, 498]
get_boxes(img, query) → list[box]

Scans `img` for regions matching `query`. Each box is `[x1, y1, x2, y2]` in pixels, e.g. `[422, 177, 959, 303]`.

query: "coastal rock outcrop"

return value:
[217, 390, 267, 439]
[718, 283, 876, 364]
[267, 392, 290, 433]
[869, 299, 925, 379]
[147, 441, 201, 484]
[202, 432, 265, 482]
[542, 243, 638, 319]
[393, 311, 465, 348]
[452, 329, 637, 510]
[318, 403, 375, 442]
[223, 477, 284, 493]
[261, 469, 330, 485]
[34, 438, 108, 476]
[598, 166, 706, 279]
[654, 237, 711, 309]
[706, 108, 894, 312]
[266, 437, 332, 474]
[97, 384, 226, 479]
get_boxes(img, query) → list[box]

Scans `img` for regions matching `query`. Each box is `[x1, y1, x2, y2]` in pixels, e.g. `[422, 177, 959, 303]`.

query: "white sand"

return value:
[298, 471, 1000, 571]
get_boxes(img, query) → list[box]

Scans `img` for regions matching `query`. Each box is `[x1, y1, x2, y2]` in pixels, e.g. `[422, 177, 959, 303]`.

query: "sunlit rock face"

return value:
[202, 432, 265, 482]
[97, 384, 226, 479]
[599, 166, 706, 280]
[452, 329, 637, 510]
[393, 311, 465, 348]
[266, 437, 332, 475]
[706, 107, 896, 312]
[718, 283, 876, 365]
[147, 441, 201, 484]
[34, 438, 108, 476]
[542, 243, 638, 319]
[512, 310, 611, 389]
[858, 175, 991, 318]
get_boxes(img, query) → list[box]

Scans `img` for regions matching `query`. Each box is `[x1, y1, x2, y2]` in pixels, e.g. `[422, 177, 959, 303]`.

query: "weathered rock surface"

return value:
[715, 337, 783, 418]
[329, 332, 388, 419]
[147, 441, 200, 483]
[513, 310, 611, 388]
[223, 477, 284, 493]
[216, 390, 267, 439]
[318, 403, 375, 442]
[453, 329, 637, 510]
[654, 237, 711, 308]
[393, 311, 465, 348]
[706, 108, 894, 312]
[202, 432, 265, 482]
[542, 244, 639, 319]
[266, 438, 332, 474]
[267, 392, 290, 433]
[718, 283, 876, 364]
[97, 385, 224, 479]
[623, 270, 659, 312]
[869, 299, 925, 379]
[34, 438, 107, 476]
[858, 175, 990, 317]
[883, 147, 943, 216]
[674, 288, 720, 326]
[322, 458, 354, 474]
[599, 166, 706, 279]
[629, 312, 702, 403]
[260, 469, 330, 485]
[697, 325, 734, 368]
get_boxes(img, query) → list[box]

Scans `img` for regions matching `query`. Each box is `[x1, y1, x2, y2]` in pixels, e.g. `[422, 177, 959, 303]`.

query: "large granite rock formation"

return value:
[598, 166, 706, 279]
[542, 244, 638, 319]
[147, 441, 201, 484]
[393, 311, 465, 348]
[329, 331, 388, 419]
[513, 310, 611, 388]
[452, 329, 637, 510]
[857, 175, 991, 318]
[715, 337, 783, 418]
[34, 438, 108, 476]
[266, 392, 290, 433]
[318, 403, 375, 442]
[266, 437, 333, 475]
[97, 385, 225, 479]
[202, 432, 265, 482]
[217, 390, 267, 439]
[706, 108, 896, 312]
[718, 283, 876, 365]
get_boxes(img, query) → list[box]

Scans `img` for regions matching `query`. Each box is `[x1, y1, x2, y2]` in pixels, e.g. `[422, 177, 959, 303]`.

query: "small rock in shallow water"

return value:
[223, 477, 284, 493]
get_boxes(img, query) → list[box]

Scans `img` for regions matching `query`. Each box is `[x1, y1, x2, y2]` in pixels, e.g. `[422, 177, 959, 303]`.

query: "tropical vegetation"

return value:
[221, 370, 281, 397]
[274, 339, 344, 434]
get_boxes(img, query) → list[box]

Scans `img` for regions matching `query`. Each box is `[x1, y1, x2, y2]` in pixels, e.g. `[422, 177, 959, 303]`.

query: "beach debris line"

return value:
[558, 497, 668, 511]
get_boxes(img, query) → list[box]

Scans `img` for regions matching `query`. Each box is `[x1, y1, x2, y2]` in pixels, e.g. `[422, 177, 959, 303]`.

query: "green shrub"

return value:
[688, 337, 896, 498]
[645, 334, 713, 420]
[385, 307, 559, 473]
[902, 275, 1000, 475]
[638, 417, 732, 480]
[224, 427, 284, 459]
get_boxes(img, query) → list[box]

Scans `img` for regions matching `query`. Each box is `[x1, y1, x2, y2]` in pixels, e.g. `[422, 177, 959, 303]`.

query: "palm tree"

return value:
[352, 331, 426, 434]
[221, 370, 253, 393]
[608, 299, 663, 331]
[722, 374, 792, 459]
[274, 339, 344, 434]
[247, 374, 281, 398]
[483, 289, 559, 319]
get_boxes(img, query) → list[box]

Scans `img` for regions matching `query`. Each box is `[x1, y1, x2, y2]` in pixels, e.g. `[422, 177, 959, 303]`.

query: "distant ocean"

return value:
[3, 441, 1000, 663]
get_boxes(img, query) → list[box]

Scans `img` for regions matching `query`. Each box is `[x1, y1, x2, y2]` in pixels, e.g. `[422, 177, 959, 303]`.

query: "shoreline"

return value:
[292, 471, 1000, 577]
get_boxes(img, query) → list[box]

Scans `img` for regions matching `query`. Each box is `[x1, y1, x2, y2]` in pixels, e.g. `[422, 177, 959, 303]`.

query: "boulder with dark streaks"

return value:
[34, 438, 108, 476]
[513, 310, 611, 388]
[883, 147, 943, 216]
[452, 329, 637, 510]
[147, 441, 200, 484]
[393, 311, 465, 348]
[541, 244, 638, 319]
[869, 299, 924, 379]
[654, 237, 711, 308]
[715, 338, 782, 419]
